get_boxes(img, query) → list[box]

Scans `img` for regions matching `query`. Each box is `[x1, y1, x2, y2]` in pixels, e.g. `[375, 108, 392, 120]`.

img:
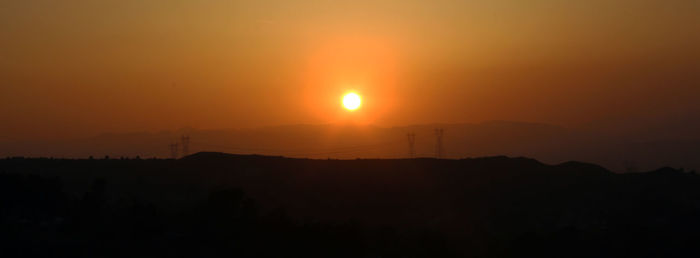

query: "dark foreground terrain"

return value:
[2, 152, 700, 257]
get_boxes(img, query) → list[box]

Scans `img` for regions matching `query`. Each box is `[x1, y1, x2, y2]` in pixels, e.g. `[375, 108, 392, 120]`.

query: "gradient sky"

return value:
[1, 0, 699, 140]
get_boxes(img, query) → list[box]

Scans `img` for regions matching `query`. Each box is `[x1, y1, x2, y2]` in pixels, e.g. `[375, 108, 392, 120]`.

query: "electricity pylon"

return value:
[181, 135, 190, 157]
[407, 133, 416, 158]
[169, 143, 179, 159]
[434, 128, 444, 158]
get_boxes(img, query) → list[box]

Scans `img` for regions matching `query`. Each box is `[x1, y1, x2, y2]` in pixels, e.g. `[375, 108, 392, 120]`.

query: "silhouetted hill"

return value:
[180, 151, 285, 161]
[1, 154, 699, 257]
[554, 161, 611, 176]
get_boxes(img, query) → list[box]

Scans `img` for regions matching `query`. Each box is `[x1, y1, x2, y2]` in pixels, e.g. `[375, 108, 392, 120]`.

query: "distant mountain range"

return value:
[2, 121, 699, 172]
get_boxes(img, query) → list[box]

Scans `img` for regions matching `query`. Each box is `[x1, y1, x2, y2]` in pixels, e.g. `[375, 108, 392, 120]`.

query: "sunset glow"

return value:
[0, 0, 698, 157]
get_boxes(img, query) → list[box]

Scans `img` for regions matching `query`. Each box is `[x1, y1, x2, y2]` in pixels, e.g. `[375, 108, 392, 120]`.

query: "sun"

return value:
[342, 92, 362, 111]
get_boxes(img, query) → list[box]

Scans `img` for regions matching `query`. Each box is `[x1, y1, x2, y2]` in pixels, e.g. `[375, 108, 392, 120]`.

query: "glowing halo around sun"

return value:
[342, 92, 362, 111]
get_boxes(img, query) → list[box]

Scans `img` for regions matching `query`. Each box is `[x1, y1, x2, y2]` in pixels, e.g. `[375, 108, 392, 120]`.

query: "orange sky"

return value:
[1, 0, 699, 140]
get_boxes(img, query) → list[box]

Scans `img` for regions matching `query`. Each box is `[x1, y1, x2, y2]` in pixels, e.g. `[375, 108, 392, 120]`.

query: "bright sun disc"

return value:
[342, 93, 362, 111]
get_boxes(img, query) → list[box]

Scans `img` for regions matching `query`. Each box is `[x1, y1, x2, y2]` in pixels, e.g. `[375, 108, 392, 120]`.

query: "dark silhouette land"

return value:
[2, 153, 700, 257]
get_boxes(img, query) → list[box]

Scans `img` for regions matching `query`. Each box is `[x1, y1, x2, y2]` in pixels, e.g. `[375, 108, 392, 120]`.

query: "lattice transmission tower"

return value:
[434, 128, 444, 158]
[181, 135, 190, 157]
[169, 143, 179, 159]
[407, 133, 416, 158]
